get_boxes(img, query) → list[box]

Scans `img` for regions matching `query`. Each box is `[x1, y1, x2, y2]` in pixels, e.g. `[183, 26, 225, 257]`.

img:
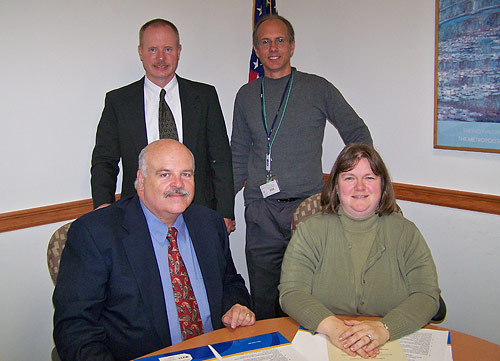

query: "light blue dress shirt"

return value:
[140, 201, 213, 344]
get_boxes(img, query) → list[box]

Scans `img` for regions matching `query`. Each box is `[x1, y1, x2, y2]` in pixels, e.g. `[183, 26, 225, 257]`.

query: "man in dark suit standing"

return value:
[91, 18, 235, 233]
[54, 139, 254, 361]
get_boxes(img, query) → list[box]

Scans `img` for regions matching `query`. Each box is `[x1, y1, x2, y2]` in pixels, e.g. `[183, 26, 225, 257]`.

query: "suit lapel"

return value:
[183, 207, 222, 325]
[121, 197, 171, 345]
[178, 76, 201, 149]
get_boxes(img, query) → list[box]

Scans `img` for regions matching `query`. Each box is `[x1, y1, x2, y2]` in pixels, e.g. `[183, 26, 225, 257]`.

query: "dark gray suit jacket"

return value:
[53, 196, 250, 361]
[91, 76, 234, 219]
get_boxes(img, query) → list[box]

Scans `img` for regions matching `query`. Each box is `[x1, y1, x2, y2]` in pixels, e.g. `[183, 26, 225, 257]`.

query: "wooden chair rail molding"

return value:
[1, 182, 499, 233]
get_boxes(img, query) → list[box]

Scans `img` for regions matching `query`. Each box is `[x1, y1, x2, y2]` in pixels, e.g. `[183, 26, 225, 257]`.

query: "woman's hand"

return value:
[339, 320, 390, 356]
[317, 316, 379, 358]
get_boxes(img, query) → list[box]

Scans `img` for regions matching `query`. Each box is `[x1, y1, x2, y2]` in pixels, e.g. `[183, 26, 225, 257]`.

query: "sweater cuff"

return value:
[299, 307, 335, 333]
[379, 314, 411, 341]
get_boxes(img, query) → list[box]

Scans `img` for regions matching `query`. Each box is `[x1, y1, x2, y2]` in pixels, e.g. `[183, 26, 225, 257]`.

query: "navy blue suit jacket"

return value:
[90, 76, 234, 219]
[53, 196, 250, 361]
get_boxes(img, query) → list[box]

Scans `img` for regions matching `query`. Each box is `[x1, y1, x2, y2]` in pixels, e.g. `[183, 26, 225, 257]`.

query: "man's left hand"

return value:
[222, 304, 255, 329]
[224, 218, 236, 235]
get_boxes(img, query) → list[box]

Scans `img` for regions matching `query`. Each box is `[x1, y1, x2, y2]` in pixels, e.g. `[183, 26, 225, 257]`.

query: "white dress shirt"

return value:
[144, 75, 183, 143]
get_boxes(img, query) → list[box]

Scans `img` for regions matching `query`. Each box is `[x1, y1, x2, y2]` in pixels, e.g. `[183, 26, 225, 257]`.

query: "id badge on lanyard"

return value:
[259, 72, 294, 198]
[260, 149, 280, 198]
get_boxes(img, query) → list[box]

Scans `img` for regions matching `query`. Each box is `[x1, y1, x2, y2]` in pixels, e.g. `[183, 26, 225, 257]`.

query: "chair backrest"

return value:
[47, 222, 72, 285]
[291, 193, 322, 234]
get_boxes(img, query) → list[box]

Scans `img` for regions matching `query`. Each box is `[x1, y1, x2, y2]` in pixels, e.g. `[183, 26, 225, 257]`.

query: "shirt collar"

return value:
[144, 74, 178, 95]
[139, 199, 186, 245]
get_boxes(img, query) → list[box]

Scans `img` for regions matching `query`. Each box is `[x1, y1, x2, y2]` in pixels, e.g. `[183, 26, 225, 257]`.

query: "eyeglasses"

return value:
[256, 37, 289, 49]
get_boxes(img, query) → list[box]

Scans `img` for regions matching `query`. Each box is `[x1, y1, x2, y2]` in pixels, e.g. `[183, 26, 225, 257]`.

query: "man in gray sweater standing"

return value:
[231, 14, 373, 320]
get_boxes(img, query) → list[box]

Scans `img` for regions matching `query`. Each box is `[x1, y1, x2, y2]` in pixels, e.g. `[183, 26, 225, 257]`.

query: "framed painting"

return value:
[434, 0, 500, 153]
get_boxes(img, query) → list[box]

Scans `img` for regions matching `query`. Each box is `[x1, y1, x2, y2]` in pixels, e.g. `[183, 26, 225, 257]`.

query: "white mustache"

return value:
[163, 188, 190, 198]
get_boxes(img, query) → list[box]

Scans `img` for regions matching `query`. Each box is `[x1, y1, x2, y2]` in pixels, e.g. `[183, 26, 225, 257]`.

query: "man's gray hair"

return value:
[134, 141, 195, 189]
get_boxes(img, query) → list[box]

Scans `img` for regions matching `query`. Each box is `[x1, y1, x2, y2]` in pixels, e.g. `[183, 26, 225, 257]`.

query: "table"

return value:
[138, 316, 500, 361]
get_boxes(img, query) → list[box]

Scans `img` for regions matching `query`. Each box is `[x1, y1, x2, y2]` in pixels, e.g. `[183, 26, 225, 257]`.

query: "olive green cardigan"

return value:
[279, 211, 440, 340]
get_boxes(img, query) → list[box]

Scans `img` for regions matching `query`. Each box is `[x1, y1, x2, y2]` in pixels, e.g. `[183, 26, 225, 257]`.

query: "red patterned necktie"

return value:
[167, 227, 204, 340]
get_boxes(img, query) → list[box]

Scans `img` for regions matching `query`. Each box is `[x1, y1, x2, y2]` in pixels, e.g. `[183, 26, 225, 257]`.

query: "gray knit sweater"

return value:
[231, 69, 372, 205]
[279, 210, 440, 340]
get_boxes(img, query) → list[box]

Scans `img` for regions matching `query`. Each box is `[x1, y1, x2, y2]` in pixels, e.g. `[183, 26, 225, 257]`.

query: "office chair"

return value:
[47, 222, 72, 285]
[47, 221, 72, 361]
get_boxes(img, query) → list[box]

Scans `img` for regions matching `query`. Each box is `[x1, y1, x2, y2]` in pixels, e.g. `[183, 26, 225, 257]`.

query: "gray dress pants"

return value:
[244, 197, 304, 320]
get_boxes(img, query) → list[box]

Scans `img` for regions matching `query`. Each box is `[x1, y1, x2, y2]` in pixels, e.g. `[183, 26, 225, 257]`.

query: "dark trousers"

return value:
[244, 198, 304, 320]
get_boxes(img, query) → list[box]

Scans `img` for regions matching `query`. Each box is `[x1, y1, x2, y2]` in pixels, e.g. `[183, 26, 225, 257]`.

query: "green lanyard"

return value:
[261, 70, 294, 178]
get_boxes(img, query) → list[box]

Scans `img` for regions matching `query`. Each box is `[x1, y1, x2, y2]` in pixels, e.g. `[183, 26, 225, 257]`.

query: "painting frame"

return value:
[434, 0, 500, 153]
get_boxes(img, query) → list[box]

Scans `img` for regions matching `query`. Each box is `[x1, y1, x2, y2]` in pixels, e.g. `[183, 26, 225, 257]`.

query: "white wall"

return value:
[1, 0, 498, 359]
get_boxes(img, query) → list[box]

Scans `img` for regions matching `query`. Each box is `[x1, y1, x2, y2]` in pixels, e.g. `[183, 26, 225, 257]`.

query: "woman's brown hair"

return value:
[321, 143, 399, 216]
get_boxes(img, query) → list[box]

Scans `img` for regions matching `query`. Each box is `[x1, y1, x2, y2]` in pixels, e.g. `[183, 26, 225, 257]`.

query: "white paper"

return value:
[399, 329, 451, 361]
[292, 329, 407, 360]
[292, 328, 452, 361]
[292, 329, 329, 361]
[444, 345, 453, 361]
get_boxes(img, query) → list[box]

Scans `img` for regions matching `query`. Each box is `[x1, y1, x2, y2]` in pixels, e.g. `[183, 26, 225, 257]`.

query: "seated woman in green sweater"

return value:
[279, 143, 440, 358]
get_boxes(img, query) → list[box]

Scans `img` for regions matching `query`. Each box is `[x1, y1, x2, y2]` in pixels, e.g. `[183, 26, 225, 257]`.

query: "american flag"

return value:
[248, 0, 278, 82]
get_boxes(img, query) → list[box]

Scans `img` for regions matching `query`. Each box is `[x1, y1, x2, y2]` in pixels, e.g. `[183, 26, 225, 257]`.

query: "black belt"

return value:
[275, 198, 301, 203]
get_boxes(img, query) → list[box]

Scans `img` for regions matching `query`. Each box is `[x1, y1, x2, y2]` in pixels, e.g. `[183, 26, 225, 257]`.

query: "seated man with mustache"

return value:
[54, 139, 254, 361]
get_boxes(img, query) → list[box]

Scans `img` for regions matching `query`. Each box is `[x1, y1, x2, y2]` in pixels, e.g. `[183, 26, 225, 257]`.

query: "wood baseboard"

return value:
[1, 183, 499, 233]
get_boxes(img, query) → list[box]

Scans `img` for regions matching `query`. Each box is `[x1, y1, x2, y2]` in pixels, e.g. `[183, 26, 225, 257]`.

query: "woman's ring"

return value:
[367, 334, 373, 340]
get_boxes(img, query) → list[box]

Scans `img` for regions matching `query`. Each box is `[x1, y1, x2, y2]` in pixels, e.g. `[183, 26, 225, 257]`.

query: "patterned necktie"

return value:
[167, 227, 204, 340]
[159, 88, 178, 140]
